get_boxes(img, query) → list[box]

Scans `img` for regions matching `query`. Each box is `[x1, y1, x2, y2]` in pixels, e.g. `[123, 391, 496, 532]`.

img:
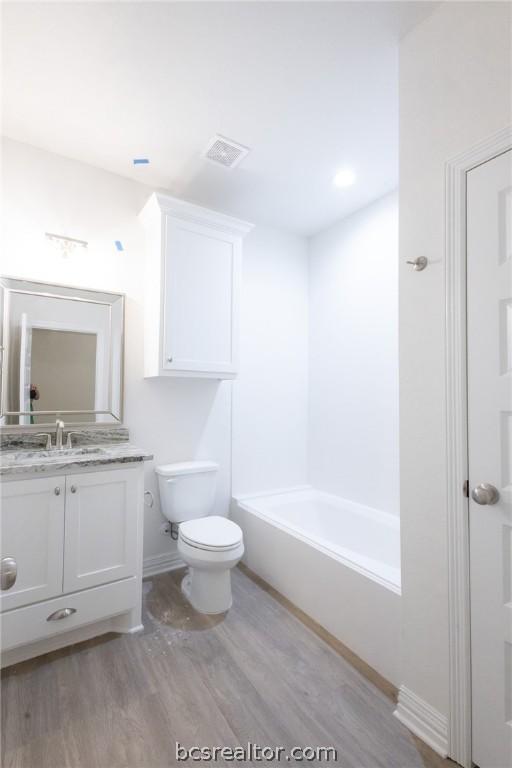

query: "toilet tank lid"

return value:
[155, 461, 219, 477]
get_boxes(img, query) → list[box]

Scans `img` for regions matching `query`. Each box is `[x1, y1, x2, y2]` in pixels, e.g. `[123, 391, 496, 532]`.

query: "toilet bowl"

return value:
[178, 516, 244, 613]
[155, 461, 244, 614]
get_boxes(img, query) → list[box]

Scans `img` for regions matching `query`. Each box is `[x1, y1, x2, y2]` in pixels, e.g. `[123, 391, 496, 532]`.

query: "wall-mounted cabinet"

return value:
[140, 193, 253, 379]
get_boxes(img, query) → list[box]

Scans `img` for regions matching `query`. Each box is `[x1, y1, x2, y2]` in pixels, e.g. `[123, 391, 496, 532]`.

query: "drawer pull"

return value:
[70, 485, 77, 494]
[54, 487, 61, 496]
[1, 557, 17, 590]
[47, 607, 77, 622]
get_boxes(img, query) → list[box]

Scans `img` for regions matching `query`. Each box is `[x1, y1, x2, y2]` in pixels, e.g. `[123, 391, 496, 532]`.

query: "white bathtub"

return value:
[231, 487, 402, 685]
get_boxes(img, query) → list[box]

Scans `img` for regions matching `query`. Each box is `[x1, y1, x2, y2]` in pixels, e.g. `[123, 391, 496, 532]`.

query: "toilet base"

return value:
[181, 568, 233, 615]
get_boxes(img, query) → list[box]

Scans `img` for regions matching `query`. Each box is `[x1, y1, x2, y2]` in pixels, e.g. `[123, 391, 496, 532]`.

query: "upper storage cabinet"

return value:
[140, 194, 253, 379]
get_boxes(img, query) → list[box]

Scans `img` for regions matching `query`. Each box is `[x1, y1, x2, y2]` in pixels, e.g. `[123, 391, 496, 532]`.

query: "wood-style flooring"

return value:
[1, 567, 454, 768]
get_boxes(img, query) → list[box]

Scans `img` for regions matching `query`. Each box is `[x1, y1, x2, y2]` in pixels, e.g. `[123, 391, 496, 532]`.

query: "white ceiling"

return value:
[1, 2, 437, 235]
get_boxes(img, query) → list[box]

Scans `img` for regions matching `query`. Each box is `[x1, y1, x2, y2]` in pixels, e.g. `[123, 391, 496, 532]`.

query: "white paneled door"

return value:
[468, 148, 512, 768]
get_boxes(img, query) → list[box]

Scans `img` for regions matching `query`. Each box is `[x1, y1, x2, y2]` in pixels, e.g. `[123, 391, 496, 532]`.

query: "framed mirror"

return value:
[0, 277, 124, 427]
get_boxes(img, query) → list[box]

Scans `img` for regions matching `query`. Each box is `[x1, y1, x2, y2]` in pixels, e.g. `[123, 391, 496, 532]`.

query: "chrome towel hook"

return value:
[406, 256, 428, 271]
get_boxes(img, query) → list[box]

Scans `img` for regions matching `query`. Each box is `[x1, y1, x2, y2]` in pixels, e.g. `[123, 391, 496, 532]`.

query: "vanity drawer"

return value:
[1, 577, 137, 651]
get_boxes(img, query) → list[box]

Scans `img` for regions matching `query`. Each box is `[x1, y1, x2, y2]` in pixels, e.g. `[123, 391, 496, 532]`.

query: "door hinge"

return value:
[463, 480, 469, 498]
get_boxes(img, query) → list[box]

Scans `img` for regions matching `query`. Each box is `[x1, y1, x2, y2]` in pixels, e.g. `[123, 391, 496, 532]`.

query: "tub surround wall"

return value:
[308, 192, 399, 516]
[232, 227, 310, 497]
[232, 193, 399, 520]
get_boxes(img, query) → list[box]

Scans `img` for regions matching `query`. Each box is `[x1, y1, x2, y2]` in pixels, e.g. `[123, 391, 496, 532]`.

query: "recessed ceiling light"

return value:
[334, 168, 356, 188]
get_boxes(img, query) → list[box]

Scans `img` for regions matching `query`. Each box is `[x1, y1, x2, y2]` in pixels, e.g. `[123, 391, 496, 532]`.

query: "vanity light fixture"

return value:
[45, 232, 88, 258]
[333, 168, 356, 188]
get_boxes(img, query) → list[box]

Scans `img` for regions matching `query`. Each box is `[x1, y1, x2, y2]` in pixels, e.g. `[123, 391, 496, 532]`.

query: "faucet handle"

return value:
[35, 433, 52, 450]
[66, 432, 81, 449]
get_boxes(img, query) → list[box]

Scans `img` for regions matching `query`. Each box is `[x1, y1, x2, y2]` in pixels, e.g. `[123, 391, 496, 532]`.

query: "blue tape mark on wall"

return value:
[133, 158, 149, 165]
[114, 241, 124, 252]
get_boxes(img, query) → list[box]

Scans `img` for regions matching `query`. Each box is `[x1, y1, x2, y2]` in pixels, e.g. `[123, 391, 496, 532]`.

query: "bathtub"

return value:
[231, 487, 402, 686]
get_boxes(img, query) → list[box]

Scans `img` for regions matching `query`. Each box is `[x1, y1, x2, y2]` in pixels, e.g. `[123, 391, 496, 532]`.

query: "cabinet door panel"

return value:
[163, 218, 239, 373]
[1, 477, 65, 611]
[63, 469, 138, 592]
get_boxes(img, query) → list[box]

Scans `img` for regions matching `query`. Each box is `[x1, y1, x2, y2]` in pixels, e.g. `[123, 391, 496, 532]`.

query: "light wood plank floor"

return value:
[1, 567, 454, 768]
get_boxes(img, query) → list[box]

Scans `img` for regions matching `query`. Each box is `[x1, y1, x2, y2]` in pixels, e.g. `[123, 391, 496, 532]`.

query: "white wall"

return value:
[232, 227, 309, 497]
[1, 137, 304, 565]
[399, 0, 512, 720]
[308, 192, 399, 515]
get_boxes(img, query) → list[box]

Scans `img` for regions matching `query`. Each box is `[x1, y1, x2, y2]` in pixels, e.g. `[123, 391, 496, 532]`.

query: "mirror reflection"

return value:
[28, 329, 97, 424]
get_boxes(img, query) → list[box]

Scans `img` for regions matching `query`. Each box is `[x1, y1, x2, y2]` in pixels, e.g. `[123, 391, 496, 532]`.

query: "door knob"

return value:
[1, 557, 17, 590]
[471, 483, 500, 506]
[406, 256, 428, 271]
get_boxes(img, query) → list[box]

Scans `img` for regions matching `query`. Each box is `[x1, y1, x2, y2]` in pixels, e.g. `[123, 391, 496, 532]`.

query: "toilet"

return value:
[155, 461, 244, 614]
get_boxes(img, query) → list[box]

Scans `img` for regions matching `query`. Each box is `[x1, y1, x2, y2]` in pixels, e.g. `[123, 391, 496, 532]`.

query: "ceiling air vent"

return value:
[204, 135, 250, 169]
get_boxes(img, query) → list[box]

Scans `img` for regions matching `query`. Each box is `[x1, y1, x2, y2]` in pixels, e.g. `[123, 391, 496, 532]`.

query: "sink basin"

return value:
[50, 447, 107, 457]
[2, 446, 108, 466]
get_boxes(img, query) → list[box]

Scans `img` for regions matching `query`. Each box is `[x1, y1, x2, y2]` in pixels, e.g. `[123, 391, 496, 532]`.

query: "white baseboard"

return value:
[394, 685, 448, 757]
[143, 551, 184, 578]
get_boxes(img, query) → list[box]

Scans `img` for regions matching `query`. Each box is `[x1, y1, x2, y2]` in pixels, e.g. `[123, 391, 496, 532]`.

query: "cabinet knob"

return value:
[167, 356, 173, 363]
[1, 557, 17, 591]
[54, 486, 61, 496]
[47, 607, 77, 622]
[70, 485, 77, 494]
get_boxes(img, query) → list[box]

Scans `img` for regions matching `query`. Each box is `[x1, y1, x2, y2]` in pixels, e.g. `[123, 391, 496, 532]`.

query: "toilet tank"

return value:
[155, 461, 218, 523]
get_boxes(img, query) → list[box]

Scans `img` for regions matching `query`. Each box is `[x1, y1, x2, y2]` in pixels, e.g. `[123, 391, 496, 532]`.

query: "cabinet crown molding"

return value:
[142, 192, 254, 237]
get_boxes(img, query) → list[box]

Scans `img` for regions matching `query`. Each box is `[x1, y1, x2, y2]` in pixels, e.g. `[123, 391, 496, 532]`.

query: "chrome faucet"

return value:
[55, 420, 65, 450]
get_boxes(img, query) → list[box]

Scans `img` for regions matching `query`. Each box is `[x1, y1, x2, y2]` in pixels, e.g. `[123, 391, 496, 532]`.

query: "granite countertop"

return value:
[0, 429, 153, 476]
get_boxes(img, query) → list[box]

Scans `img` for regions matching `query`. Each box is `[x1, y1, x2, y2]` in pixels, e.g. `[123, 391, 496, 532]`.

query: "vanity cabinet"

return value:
[0, 476, 65, 612]
[140, 193, 253, 379]
[0, 464, 144, 664]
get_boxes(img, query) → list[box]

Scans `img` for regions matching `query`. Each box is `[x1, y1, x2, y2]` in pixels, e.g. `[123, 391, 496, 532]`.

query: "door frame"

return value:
[445, 125, 512, 768]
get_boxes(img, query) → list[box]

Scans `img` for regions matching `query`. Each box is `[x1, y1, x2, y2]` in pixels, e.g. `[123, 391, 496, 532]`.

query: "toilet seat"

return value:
[179, 516, 243, 552]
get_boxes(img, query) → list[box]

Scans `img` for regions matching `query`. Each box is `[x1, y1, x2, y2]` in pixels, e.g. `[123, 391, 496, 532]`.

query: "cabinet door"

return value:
[1, 477, 65, 611]
[163, 217, 240, 375]
[63, 469, 138, 592]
